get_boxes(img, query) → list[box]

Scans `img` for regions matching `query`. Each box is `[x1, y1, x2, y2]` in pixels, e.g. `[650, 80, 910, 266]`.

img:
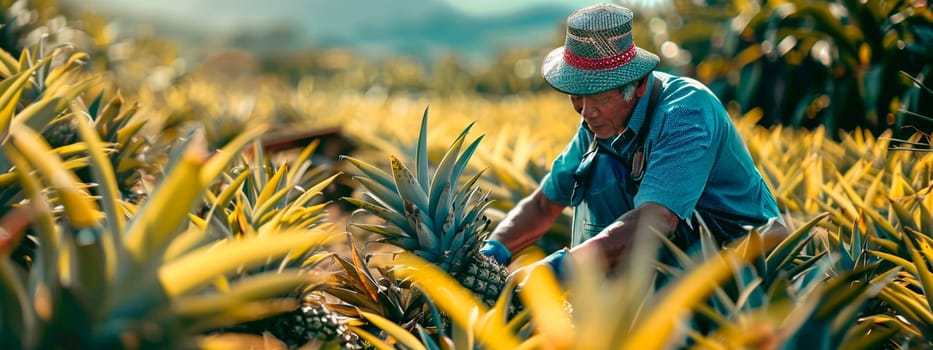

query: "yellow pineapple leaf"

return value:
[451, 307, 477, 350]
[173, 271, 320, 317]
[200, 123, 269, 186]
[13, 96, 65, 134]
[903, 229, 933, 314]
[197, 333, 287, 350]
[3, 145, 60, 267]
[0, 48, 17, 77]
[622, 233, 778, 350]
[394, 252, 522, 350]
[75, 112, 124, 234]
[359, 311, 428, 350]
[254, 163, 289, 211]
[17, 49, 30, 72]
[878, 283, 933, 326]
[8, 126, 103, 227]
[0, 55, 53, 135]
[287, 138, 320, 184]
[194, 298, 302, 334]
[513, 335, 547, 350]
[115, 119, 147, 146]
[49, 140, 91, 157]
[163, 225, 211, 263]
[514, 263, 574, 349]
[275, 200, 329, 228]
[159, 228, 335, 297]
[95, 92, 123, 127]
[124, 130, 208, 262]
[350, 326, 397, 350]
[189, 214, 206, 229]
[875, 288, 920, 325]
[803, 154, 823, 208]
[43, 52, 89, 89]
[299, 251, 334, 269]
[212, 275, 230, 293]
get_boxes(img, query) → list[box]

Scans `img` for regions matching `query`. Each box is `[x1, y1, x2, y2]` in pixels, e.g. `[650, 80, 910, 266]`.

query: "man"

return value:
[480, 3, 785, 279]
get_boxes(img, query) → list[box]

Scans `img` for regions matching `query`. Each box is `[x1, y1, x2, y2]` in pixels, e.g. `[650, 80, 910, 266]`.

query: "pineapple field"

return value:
[2, 1, 933, 349]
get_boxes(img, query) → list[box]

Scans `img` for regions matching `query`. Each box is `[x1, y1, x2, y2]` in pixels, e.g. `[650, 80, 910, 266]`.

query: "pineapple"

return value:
[259, 293, 361, 350]
[341, 108, 509, 306]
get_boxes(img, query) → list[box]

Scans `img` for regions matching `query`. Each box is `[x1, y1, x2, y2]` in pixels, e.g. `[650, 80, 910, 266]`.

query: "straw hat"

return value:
[541, 3, 660, 95]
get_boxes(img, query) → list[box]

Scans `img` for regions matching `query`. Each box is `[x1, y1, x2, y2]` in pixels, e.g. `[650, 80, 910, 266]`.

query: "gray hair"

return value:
[620, 81, 638, 102]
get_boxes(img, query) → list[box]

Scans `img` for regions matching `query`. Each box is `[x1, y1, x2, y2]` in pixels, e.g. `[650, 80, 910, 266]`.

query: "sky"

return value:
[443, 0, 603, 15]
[444, 0, 670, 14]
[59, 0, 673, 66]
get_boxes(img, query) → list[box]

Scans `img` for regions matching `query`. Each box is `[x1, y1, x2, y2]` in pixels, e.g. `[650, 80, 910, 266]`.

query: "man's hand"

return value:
[479, 240, 512, 265]
[508, 248, 572, 287]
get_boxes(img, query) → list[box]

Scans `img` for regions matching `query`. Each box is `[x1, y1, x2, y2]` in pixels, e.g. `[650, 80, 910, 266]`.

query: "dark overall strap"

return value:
[593, 75, 662, 186]
[630, 76, 663, 183]
[638, 77, 663, 149]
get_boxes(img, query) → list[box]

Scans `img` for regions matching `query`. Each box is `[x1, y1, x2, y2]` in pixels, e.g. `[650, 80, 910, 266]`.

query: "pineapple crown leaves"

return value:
[323, 234, 425, 326]
[117, 122, 267, 264]
[341, 107, 494, 270]
[5, 124, 104, 228]
[0, 52, 54, 139]
[763, 212, 830, 282]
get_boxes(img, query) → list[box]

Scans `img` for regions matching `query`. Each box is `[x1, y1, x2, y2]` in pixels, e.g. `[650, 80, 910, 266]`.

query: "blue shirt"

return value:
[541, 71, 780, 243]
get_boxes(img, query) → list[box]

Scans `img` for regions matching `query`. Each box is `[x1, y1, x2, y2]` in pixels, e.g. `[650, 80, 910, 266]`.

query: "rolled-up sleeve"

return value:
[541, 127, 591, 206]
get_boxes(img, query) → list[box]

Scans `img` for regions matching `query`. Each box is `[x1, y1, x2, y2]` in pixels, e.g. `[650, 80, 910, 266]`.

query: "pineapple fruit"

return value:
[261, 294, 361, 350]
[341, 108, 509, 306]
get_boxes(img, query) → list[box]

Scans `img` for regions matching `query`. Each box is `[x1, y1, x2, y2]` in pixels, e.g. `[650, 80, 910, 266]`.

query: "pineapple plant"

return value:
[197, 139, 363, 349]
[321, 232, 428, 336]
[0, 108, 335, 348]
[341, 108, 510, 307]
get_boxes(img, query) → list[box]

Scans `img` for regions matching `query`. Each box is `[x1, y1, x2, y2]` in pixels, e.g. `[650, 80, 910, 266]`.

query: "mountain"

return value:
[60, 0, 573, 65]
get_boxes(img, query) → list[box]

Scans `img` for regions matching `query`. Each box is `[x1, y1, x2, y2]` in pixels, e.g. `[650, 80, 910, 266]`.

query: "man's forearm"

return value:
[488, 188, 564, 254]
[570, 202, 679, 269]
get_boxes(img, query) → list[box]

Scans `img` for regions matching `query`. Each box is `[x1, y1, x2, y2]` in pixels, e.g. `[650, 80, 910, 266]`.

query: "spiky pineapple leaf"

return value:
[360, 311, 428, 350]
[123, 129, 207, 262]
[391, 155, 430, 218]
[903, 227, 933, 318]
[354, 176, 404, 212]
[415, 107, 429, 194]
[159, 228, 336, 297]
[428, 130, 467, 218]
[450, 133, 483, 195]
[75, 110, 125, 239]
[0, 55, 53, 137]
[7, 125, 103, 227]
[341, 155, 397, 195]
[765, 212, 829, 278]
[172, 271, 321, 319]
[344, 196, 412, 233]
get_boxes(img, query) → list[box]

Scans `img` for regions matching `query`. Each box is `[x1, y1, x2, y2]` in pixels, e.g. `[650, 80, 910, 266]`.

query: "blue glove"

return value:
[479, 240, 512, 265]
[542, 248, 570, 281]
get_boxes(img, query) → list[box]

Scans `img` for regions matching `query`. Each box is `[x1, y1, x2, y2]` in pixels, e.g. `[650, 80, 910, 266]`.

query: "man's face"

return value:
[569, 84, 641, 139]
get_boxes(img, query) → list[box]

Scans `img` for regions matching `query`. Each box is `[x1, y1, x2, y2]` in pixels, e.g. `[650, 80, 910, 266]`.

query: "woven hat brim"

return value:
[541, 46, 660, 95]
